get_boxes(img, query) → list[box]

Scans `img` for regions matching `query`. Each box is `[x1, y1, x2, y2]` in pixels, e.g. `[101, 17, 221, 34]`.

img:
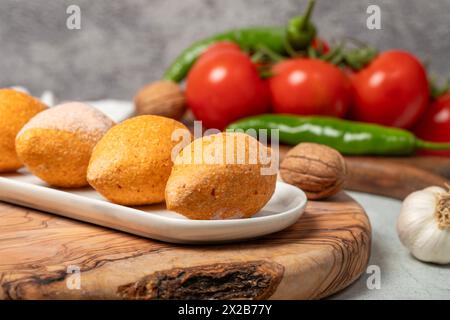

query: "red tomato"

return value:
[269, 58, 351, 117]
[413, 93, 450, 157]
[311, 38, 330, 54]
[349, 50, 429, 128]
[200, 41, 241, 60]
[186, 50, 270, 130]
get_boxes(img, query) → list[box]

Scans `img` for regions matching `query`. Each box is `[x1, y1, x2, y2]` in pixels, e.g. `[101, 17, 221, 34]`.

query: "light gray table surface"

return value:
[331, 191, 450, 300]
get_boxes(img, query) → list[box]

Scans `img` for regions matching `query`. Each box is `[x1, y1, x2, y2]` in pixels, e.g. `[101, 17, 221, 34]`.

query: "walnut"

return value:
[280, 143, 347, 200]
[134, 80, 186, 120]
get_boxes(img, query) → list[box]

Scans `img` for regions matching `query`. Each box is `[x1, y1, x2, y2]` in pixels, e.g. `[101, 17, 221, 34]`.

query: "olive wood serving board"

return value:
[0, 192, 370, 300]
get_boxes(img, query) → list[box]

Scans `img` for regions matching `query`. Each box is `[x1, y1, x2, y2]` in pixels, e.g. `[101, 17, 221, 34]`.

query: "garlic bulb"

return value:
[397, 186, 450, 264]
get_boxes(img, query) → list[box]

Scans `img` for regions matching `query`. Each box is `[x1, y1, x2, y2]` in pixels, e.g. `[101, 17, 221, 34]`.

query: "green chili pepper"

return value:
[163, 27, 286, 83]
[163, 0, 317, 83]
[286, 0, 317, 51]
[226, 114, 450, 156]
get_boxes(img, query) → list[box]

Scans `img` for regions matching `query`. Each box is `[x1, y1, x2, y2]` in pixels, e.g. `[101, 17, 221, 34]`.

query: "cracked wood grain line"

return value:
[117, 261, 284, 300]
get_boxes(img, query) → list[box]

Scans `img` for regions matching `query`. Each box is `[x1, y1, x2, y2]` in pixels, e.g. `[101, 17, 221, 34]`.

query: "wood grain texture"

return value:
[0, 192, 370, 300]
[278, 145, 450, 200]
[344, 157, 450, 200]
[369, 156, 450, 178]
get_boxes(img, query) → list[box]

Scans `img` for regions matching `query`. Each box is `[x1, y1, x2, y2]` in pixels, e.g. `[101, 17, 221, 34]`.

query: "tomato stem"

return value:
[321, 45, 342, 62]
[307, 46, 317, 58]
[250, 51, 265, 63]
[256, 45, 285, 62]
[429, 76, 450, 99]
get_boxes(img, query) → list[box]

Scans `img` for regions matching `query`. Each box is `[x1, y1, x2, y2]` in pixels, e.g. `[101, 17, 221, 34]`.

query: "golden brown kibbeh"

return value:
[165, 132, 277, 220]
[0, 89, 47, 172]
[87, 115, 190, 205]
[16, 102, 115, 188]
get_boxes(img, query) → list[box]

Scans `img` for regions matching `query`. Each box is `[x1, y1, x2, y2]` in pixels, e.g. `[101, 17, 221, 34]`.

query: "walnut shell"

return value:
[280, 143, 347, 200]
[134, 80, 186, 120]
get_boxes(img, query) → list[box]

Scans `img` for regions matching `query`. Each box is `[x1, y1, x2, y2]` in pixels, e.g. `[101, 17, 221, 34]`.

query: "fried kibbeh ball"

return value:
[0, 89, 47, 172]
[16, 102, 115, 188]
[165, 132, 277, 220]
[87, 115, 190, 205]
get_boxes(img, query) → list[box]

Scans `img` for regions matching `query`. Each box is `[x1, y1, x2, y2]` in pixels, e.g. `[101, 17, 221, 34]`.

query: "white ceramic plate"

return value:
[0, 171, 307, 244]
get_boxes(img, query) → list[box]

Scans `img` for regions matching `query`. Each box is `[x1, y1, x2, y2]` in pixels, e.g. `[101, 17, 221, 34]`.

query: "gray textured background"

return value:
[0, 0, 449, 100]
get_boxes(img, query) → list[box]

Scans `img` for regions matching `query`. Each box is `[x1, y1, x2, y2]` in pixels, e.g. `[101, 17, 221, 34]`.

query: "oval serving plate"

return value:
[0, 172, 307, 244]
